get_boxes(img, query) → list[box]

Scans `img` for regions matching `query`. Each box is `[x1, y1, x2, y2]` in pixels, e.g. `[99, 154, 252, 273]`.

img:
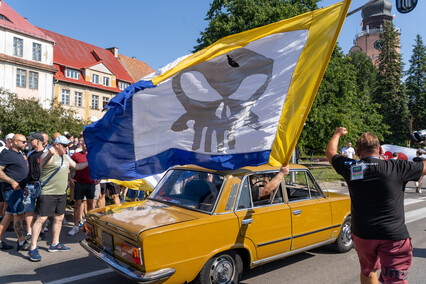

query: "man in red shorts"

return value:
[326, 127, 425, 284]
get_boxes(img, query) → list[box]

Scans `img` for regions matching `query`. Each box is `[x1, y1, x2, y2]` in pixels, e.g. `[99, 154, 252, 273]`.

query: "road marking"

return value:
[44, 268, 113, 284]
[405, 207, 426, 224]
[404, 198, 425, 206]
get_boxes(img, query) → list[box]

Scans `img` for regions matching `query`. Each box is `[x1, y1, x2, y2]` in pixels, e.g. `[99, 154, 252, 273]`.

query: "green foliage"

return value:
[374, 22, 408, 145]
[193, 0, 318, 52]
[0, 88, 85, 138]
[405, 34, 426, 133]
[298, 47, 386, 155]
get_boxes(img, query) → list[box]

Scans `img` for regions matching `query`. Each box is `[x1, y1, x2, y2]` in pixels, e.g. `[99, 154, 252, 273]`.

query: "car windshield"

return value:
[150, 169, 225, 213]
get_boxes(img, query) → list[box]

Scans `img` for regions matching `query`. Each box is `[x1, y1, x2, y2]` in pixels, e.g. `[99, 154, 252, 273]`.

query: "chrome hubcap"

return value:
[210, 255, 235, 284]
[341, 222, 352, 246]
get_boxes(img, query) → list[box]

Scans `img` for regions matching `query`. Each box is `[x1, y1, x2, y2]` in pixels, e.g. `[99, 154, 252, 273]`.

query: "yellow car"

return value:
[81, 164, 351, 283]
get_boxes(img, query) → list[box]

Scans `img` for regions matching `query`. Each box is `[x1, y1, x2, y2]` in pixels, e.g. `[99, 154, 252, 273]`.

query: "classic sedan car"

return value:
[81, 164, 352, 284]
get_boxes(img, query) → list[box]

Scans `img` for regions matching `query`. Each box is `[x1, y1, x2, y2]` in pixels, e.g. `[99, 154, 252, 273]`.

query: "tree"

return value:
[405, 34, 426, 133]
[374, 21, 408, 145]
[193, 0, 318, 52]
[298, 47, 386, 154]
[0, 88, 85, 138]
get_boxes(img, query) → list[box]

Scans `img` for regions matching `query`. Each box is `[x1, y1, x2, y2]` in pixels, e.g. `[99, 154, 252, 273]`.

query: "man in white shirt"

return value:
[341, 142, 355, 159]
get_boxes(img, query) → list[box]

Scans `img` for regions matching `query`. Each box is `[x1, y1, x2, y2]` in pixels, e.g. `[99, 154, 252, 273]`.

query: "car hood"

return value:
[88, 199, 198, 236]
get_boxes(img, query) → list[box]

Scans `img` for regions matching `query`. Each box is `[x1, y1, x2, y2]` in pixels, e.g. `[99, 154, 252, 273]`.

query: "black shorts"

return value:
[74, 182, 96, 200]
[103, 182, 118, 195]
[35, 194, 67, 216]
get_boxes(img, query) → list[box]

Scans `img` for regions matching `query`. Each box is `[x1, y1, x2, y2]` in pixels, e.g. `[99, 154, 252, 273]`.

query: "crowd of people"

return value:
[0, 129, 147, 262]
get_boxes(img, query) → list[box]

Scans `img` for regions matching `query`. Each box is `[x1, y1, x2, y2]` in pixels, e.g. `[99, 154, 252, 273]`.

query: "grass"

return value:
[305, 166, 344, 182]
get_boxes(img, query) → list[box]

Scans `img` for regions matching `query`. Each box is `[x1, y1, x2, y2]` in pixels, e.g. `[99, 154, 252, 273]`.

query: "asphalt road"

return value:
[0, 183, 425, 284]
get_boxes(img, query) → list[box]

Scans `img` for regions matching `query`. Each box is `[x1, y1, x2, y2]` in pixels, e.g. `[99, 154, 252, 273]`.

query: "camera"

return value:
[410, 130, 426, 143]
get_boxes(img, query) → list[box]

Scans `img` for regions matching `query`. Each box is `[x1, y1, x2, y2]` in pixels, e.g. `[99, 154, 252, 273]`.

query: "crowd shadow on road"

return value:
[413, 247, 426, 259]
[240, 251, 315, 283]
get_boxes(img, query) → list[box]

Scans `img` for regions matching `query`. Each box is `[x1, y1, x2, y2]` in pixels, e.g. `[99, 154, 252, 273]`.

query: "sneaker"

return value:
[17, 240, 30, 251]
[48, 243, 70, 252]
[0, 241, 13, 251]
[28, 248, 41, 261]
[68, 226, 79, 236]
[416, 188, 422, 193]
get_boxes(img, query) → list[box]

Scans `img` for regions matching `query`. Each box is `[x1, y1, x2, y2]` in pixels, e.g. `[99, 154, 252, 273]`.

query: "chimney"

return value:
[107, 47, 118, 58]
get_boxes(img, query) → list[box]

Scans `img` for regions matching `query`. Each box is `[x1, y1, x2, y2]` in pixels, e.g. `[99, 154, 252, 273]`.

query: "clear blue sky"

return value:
[8, 0, 425, 72]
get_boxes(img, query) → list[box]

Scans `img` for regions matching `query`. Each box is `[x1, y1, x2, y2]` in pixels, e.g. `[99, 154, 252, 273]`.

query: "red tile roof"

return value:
[38, 28, 134, 92]
[118, 54, 155, 82]
[0, 1, 54, 43]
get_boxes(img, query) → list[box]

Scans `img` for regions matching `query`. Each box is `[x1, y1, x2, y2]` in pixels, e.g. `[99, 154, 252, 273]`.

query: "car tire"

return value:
[195, 251, 243, 284]
[332, 216, 353, 253]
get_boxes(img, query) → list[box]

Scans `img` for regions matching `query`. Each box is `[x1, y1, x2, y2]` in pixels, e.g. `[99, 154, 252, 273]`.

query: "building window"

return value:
[66, 69, 80, 80]
[13, 37, 23, 57]
[103, 76, 110, 87]
[61, 89, 70, 105]
[91, 95, 99, 109]
[16, 69, 26, 87]
[29, 71, 39, 89]
[102, 97, 109, 108]
[92, 74, 99, 84]
[32, 43, 41, 61]
[75, 91, 82, 107]
[0, 14, 12, 22]
[119, 81, 130, 90]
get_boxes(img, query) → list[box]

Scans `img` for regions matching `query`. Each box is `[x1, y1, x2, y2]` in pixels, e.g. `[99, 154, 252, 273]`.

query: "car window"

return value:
[150, 169, 224, 213]
[236, 172, 284, 209]
[285, 170, 323, 201]
[236, 178, 251, 210]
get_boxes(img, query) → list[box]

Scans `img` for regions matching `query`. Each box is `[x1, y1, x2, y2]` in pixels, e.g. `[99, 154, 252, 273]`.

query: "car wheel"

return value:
[195, 252, 243, 284]
[332, 216, 353, 253]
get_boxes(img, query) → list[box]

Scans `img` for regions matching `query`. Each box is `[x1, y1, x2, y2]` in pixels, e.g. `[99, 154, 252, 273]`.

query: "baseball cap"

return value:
[54, 135, 71, 145]
[5, 133, 14, 140]
[27, 132, 44, 142]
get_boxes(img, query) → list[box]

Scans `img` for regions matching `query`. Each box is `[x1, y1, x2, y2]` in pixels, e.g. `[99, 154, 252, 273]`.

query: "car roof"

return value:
[171, 163, 309, 176]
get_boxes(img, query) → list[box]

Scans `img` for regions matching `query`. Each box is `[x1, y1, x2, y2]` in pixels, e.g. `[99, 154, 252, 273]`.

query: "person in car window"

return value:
[250, 165, 289, 201]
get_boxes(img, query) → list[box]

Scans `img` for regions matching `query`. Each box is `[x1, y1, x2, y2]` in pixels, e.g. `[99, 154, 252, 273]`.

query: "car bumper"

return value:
[80, 239, 175, 283]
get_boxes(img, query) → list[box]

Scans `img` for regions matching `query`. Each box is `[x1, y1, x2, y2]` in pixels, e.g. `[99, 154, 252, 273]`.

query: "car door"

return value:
[234, 172, 292, 260]
[285, 170, 333, 250]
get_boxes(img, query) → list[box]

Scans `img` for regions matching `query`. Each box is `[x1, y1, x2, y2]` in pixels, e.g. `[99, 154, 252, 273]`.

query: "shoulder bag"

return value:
[33, 156, 64, 198]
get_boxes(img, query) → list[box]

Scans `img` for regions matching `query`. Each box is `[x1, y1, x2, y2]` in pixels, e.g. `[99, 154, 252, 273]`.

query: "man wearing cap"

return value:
[24, 133, 46, 238]
[0, 134, 30, 251]
[28, 135, 89, 261]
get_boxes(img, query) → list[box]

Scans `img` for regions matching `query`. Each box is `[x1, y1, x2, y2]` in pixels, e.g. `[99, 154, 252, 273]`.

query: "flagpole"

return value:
[346, 0, 381, 17]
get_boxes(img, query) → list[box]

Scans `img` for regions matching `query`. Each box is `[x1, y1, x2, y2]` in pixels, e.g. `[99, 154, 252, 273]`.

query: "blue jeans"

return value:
[127, 189, 145, 199]
[2, 188, 25, 215]
[23, 184, 36, 212]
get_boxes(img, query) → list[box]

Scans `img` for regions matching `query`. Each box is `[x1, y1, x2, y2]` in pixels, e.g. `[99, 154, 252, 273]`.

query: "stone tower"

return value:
[349, 0, 400, 65]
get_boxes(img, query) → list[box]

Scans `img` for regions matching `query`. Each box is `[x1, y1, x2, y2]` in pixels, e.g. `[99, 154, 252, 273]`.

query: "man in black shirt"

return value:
[0, 134, 30, 251]
[326, 127, 425, 284]
[24, 133, 45, 238]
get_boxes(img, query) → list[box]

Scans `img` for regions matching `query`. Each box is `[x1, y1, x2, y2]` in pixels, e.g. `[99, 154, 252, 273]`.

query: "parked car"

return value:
[81, 164, 352, 283]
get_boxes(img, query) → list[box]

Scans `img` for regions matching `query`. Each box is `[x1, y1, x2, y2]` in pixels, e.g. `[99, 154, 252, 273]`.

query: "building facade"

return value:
[349, 0, 400, 65]
[1, 0, 154, 123]
[0, 1, 56, 108]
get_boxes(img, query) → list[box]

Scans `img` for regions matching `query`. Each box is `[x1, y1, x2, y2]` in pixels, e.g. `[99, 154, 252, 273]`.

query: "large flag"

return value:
[85, 0, 351, 180]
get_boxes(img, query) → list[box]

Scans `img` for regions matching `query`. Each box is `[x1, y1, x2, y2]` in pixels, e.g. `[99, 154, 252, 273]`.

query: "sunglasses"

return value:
[17, 140, 27, 144]
[60, 144, 69, 148]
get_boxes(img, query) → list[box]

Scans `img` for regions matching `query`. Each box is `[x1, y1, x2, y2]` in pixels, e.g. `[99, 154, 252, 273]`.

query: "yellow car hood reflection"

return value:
[90, 199, 197, 235]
